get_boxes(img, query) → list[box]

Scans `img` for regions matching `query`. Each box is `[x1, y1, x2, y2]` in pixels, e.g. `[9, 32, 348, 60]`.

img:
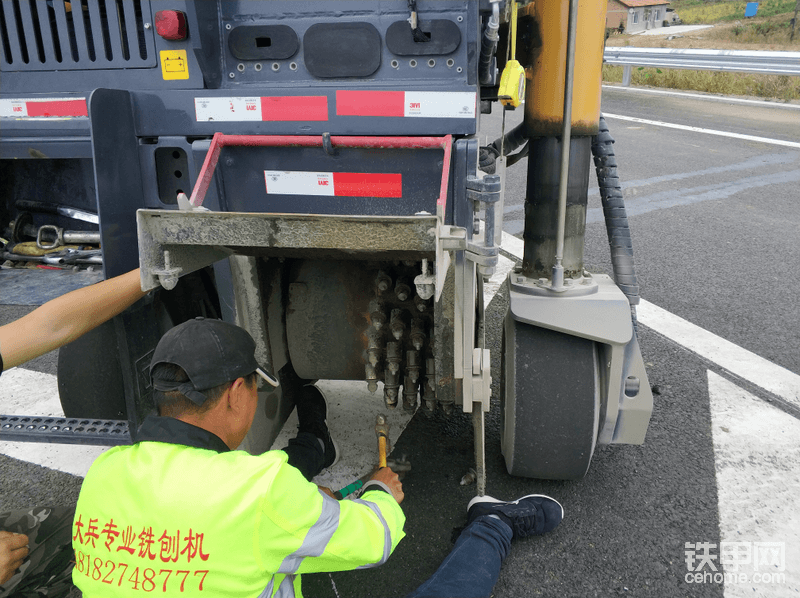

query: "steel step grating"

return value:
[0, 414, 131, 446]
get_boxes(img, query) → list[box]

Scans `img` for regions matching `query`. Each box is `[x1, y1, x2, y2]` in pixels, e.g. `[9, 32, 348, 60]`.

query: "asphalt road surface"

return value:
[1, 86, 798, 597]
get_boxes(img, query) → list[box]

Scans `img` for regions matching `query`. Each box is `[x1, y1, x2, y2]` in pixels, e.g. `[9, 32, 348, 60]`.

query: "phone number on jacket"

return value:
[75, 549, 209, 592]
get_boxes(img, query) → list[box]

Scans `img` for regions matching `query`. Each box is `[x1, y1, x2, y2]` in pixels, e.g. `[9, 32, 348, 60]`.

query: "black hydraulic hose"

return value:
[479, 4, 500, 86]
[479, 122, 529, 173]
[591, 115, 640, 330]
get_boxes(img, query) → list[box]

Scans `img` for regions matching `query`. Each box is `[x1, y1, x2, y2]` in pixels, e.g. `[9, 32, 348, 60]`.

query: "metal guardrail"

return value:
[604, 47, 800, 86]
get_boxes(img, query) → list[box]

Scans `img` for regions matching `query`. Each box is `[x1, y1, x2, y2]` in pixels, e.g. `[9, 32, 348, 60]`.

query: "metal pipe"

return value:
[551, 0, 580, 291]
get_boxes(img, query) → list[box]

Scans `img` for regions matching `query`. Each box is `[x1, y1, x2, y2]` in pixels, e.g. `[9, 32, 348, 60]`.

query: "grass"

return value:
[671, 0, 798, 24]
[603, 65, 800, 101]
[602, 1, 800, 100]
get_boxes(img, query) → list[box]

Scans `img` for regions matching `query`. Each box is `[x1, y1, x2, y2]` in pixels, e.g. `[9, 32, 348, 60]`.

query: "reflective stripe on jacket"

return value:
[72, 435, 405, 597]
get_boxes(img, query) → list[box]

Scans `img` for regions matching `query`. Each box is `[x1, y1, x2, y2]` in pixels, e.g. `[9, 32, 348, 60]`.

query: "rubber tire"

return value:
[57, 319, 127, 419]
[501, 310, 600, 480]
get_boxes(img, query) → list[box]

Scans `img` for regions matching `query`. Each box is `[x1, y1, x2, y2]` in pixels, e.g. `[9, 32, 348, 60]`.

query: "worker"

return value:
[70, 317, 405, 597]
[2, 275, 564, 597]
[0, 267, 147, 598]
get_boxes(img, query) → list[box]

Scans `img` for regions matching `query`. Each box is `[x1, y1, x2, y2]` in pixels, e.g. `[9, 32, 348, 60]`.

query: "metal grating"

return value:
[0, 0, 156, 71]
[0, 414, 131, 445]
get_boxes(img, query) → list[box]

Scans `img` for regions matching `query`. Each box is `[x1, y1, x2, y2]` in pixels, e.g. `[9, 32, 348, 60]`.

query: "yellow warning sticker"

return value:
[160, 50, 189, 80]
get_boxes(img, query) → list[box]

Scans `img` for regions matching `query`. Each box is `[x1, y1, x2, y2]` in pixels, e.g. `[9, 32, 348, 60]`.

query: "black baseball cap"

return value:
[149, 318, 279, 406]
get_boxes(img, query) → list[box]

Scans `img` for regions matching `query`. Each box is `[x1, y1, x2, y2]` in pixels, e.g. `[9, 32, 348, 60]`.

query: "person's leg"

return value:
[407, 494, 565, 598]
[0, 507, 75, 598]
[282, 384, 338, 482]
[407, 515, 512, 598]
[283, 431, 326, 481]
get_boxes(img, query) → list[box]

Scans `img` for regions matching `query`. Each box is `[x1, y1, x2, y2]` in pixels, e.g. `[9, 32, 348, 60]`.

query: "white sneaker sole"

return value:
[467, 493, 565, 520]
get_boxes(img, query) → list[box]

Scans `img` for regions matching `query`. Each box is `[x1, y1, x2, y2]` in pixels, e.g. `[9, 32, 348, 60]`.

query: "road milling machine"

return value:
[0, 0, 652, 486]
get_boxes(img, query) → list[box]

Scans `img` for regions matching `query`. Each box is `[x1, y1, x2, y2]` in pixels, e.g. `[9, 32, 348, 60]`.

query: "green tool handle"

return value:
[334, 479, 365, 500]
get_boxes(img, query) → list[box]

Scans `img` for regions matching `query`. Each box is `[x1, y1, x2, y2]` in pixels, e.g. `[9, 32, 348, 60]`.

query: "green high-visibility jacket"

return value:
[72, 416, 405, 597]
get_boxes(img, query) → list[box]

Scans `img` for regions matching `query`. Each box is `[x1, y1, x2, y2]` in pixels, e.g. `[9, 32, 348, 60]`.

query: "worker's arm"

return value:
[258, 456, 406, 576]
[0, 268, 146, 371]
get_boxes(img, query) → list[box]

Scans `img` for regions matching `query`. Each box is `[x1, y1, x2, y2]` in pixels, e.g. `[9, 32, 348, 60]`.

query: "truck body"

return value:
[1, 0, 653, 483]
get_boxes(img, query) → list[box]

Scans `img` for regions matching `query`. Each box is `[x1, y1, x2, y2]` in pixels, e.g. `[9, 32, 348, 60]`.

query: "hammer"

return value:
[376, 414, 412, 478]
[375, 414, 390, 468]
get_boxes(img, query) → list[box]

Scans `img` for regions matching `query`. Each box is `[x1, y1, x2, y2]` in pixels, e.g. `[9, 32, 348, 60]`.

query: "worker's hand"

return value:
[370, 467, 404, 504]
[317, 485, 338, 500]
[0, 531, 29, 586]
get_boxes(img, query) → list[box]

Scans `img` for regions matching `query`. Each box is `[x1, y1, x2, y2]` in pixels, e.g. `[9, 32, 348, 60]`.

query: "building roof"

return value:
[617, 0, 670, 7]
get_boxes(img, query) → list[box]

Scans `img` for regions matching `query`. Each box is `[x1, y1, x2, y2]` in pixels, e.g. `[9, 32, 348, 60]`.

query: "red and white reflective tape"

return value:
[336, 91, 476, 119]
[264, 170, 402, 198]
[0, 98, 88, 118]
[194, 96, 328, 122]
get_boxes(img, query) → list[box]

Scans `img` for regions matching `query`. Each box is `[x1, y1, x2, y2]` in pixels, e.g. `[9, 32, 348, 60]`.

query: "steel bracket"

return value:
[462, 348, 492, 413]
[466, 173, 502, 204]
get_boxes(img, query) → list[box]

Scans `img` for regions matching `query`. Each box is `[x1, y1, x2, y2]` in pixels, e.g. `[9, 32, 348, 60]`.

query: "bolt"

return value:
[386, 341, 402, 375]
[390, 309, 405, 341]
[395, 280, 411, 302]
[144, 22, 151, 29]
[403, 377, 418, 411]
[229, 72, 235, 79]
[414, 295, 428, 312]
[410, 320, 425, 351]
[376, 271, 392, 292]
[460, 468, 477, 486]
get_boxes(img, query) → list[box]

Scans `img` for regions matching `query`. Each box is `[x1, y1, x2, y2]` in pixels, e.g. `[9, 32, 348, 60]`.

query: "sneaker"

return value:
[296, 384, 339, 469]
[466, 494, 564, 538]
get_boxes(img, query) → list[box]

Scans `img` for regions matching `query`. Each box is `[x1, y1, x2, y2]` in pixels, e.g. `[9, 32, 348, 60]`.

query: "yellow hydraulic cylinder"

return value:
[524, 0, 607, 137]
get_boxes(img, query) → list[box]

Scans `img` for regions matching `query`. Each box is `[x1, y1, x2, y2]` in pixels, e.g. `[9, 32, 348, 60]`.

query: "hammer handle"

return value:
[378, 433, 388, 468]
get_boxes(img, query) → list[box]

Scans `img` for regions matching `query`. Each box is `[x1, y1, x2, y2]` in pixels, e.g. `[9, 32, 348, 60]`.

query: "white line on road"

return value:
[602, 85, 800, 110]
[707, 371, 800, 596]
[498, 232, 800, 407]
[603, 113, 800, 150]
[638, 300, 800, 408]
[0, 368, 108, 476]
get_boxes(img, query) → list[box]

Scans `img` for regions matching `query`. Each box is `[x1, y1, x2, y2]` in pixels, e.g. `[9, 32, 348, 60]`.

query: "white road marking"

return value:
[603, 113, 800, 150]
[0, 368, 108, 476]
[602, 85, 800, 110]
[707, 371, 800, 596]
[637, 300, 800, 408]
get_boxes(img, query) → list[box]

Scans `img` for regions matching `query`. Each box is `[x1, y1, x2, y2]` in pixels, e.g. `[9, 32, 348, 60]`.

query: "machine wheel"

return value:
[501, 310, 600, 480]
[57, 320, 127, 419]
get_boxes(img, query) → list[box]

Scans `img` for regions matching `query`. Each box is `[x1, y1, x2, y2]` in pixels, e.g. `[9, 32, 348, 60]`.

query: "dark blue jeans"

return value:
[407, 515, 513, 598]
